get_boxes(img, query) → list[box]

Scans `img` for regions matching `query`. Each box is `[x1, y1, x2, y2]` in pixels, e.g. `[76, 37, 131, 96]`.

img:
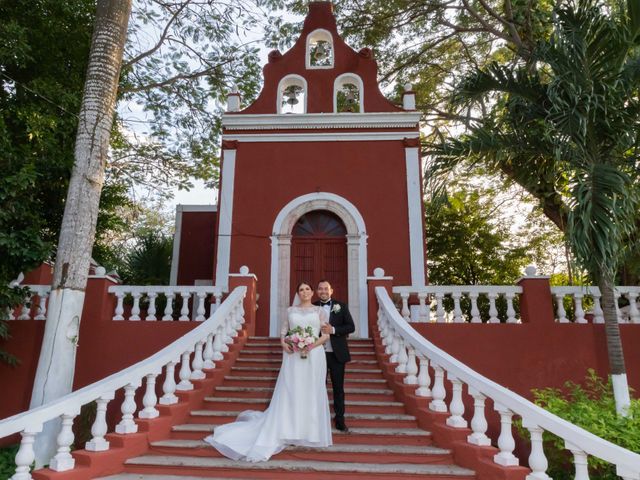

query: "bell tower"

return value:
[214, 0, 425, 337]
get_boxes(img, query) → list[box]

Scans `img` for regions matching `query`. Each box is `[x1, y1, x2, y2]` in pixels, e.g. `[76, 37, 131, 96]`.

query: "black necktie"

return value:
[320, 301, 331, 306]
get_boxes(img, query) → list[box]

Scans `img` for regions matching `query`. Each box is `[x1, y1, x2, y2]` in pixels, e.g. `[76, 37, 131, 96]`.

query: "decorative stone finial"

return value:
[402, 84, 416, 110]
[95, 266, 106, 276]
[373, 267, 385, 278]
[227, 85, 241, 112]
[525, 265, 537, 277]
[239, 265, 250, 275]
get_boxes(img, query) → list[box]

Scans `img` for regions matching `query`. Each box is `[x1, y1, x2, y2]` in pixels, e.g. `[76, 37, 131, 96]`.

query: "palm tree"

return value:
[430, 0, 640, 414]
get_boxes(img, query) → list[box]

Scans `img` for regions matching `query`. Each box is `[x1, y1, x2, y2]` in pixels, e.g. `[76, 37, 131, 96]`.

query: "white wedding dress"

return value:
[204, 306, 332, 462]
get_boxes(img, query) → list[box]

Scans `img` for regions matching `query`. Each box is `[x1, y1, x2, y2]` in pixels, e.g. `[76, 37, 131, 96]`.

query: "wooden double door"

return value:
[290, 210, 348, 303]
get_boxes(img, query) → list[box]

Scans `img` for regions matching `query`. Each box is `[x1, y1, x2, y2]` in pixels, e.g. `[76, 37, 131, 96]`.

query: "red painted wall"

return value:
[227, 139, 415, 335]
[176, 211, 217, 285]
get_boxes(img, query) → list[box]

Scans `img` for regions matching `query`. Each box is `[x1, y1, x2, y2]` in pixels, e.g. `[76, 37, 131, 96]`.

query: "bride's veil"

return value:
[291, 293, 301, 307]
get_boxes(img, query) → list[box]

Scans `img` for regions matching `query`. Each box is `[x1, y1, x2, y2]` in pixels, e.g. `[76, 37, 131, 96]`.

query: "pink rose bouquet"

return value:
[284, 325, 317, 359]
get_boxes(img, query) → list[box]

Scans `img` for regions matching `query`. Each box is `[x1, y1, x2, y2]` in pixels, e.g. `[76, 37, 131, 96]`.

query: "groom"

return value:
[315, 279, 355, 432]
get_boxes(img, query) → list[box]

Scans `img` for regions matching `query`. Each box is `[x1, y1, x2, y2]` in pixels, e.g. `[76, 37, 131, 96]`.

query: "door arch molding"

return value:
[269, 192, 368, 337]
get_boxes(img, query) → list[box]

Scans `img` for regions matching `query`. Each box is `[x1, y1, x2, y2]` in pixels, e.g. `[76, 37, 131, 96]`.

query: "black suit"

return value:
[314, 299, 355, 423]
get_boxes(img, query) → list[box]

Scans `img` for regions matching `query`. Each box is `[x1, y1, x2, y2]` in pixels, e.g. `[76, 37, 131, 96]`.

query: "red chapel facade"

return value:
[171, 1, 427, 337]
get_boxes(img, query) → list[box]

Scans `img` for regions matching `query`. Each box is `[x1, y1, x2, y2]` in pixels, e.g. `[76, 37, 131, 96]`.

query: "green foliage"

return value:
[426, 188, 531, 286]
[121, 234, 173, 285]
[526, 371, 640, 479]
[0, 445, 19, 479]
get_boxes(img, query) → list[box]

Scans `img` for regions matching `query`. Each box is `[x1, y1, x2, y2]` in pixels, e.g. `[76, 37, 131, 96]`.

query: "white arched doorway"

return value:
[269, 192, 368, 337]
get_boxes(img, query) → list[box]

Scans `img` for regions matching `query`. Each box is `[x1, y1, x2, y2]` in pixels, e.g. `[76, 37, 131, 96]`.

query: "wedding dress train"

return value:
[204, 306, 332, 462]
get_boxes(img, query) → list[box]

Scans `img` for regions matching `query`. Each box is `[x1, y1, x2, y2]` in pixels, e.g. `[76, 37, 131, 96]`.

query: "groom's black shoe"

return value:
[334, 418, 349, 432]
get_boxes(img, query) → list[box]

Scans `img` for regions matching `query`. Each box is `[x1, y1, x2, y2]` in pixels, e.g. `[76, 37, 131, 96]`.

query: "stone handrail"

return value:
[392, 285, 523, 323]
[550, 286, 640, 324]
[376, 286, 640, 479]
[108, 285, 225, 321]
[0, 286, 246, 480]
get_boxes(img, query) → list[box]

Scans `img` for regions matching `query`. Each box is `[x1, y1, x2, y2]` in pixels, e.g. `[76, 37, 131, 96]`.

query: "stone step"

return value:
[214, 386, 393, 395]
[249, 336, 373, 343]
[123, 456, 475, 478]
[245, 342, 374, 350]
[206, 391, 395, 402]
[236, 358, 379, 365]
[224, 375, 387, 384]
[170, 424, 433, 446]
[200, 399, 406, 415]
[147, 440, 453, 464]
[188, 410, 416, 421]
[98, 475, 253, 480]
[240, 350, 376, 356]
[203, 397, 403, 407]
[230, 366, 384, 375]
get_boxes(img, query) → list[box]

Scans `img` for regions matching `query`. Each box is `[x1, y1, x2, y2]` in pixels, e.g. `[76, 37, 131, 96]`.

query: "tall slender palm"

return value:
[430, 0, 640, 413]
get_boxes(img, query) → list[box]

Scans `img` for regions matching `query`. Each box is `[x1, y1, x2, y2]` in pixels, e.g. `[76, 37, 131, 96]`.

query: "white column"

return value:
[469, 292, 481, 323]
[467, 388, 490, 445]
[418, 293, 429, 322]
[11, 427, 42, 480]
[146, 292, 157, 321]
[190, 341, 206, 380]
[494, 404, 519, 466]
[429, 364, 447, 412]
[130, 292, 141, 321]
[405, 145, 426, 285]
[49, 411, 79, 471]
[566, 442, 590, 480]
[555, 293, 568, 323]
[395, 337, 408, 373]
[162, 291, 175, 321]
[400, 292, 410, 321]
[203, 332, 215, 369]
[159, 360, 179, 405]
[179, 291, 190, 321]
[176, 350, 194, 390]
[525, 424, 551, 479]
[487, 293, 499, 323]
[86, 393, 114, 451]
[139, 373, 160, 419]
[215, 147, 237, 290]
[446, 377, 467, 428]
[115, 381, 140, 434]
[415, 354, 431, 397]
[404, 345, 418, 384]
[574, 293, 586, 323]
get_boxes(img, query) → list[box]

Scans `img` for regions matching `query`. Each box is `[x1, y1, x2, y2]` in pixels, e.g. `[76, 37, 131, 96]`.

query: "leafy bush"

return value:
[0, 445, 19, 479]
[528, 370, 640, 479]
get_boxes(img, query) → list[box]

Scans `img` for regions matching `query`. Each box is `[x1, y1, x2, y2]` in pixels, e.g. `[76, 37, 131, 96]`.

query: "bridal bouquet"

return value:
[284, 325, 317, 359]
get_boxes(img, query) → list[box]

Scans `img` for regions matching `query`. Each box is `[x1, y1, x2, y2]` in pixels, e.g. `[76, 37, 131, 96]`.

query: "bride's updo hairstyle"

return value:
[296, 281, 312, 292]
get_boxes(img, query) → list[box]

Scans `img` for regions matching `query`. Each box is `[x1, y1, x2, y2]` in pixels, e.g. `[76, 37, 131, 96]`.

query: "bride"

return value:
[204, 281, 333, 462]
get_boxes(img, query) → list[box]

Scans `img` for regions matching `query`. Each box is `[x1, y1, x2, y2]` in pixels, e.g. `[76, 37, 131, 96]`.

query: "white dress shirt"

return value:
[321, 301, 335, 352]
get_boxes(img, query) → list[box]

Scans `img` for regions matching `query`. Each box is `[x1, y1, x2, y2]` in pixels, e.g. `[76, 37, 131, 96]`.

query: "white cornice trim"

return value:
[222, 112, 421, 130]
[176, 204, 218, 212]
[222, 132, 419, 143]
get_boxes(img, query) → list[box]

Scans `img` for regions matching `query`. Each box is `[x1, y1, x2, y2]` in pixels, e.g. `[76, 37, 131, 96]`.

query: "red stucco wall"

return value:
[176, 211, 217, 285]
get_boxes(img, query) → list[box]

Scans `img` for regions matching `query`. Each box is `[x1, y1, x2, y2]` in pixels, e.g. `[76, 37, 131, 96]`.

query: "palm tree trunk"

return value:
[29, 0, 132, 466]
[599, 273, 631, 416]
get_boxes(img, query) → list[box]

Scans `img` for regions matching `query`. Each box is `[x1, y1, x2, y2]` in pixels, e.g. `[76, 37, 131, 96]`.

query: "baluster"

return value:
[384, 325, 395, 355]
[7, 306, 15, 321]
[10, 427, 41, 480]
[115, 381, 141, 434]
[524, 423, 550, 479]
[614, 290, 623, 323]
[404, 345, 418, 384]
[146, 292, 157, 321]
[179, 291, 190, 321]
[213, 326, 225, 359]
[446, 377, 467, 428]
[452, 292, 463, 323]
[415, 354, 431, 397]
[400, 292, 410, 321]
[230, 305, 240, 337]
[139, 373, 160, 418]
[488, 292, 499, 323]
[493, 404, 519, 466]
[467, 388, 490, 445]
[555, 293, 568, 323]
[626, 292, 640, 324]
[34, 291, 48, 320]
[592, 292, 605, 323]
[113, 291, 125, 320]
[469, 292, 481, 323]
[378, 308, 389, 344]
[162, 291, 175, 321]
[203, 332, 215, 369]
[429, 364, 447, 412]
[50, 410, 79, 471]
[238, 300, 246, 325]
[417, 293, 429, 322]
[176, 350, 194, 390]
[130, 292, 142, 321]
[506, 292, 517, 323]
[389, 332, 401, 363]
[211, 288, 222, 313]
[190, 340, 206, 380]
[435, 292, 445, 323]
[395, 337, 408, 373]
[574, 293, 586, 323]
[18, 295, 31, 320]
[223, 312, 234, 343]
[565, 443, 590, 480]
[195, 291, 207, 321]
[159, 359, 179, 405]
[86, 393, 114, 450]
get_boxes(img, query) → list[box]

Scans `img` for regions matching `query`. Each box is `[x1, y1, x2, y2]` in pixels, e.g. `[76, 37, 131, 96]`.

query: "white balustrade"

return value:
[0, 283, 247, 479]
[550, 286, 640, 324]
[7, 286, 51, 321]
[376, 285, 640, 479]
[393, 285, 523, 323]
[107, 286, 227, 322]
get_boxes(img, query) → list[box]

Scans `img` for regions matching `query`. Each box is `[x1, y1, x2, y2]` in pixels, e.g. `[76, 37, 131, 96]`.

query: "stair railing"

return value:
[0, 285, 246, 480]
[376, 286, 640, 480]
